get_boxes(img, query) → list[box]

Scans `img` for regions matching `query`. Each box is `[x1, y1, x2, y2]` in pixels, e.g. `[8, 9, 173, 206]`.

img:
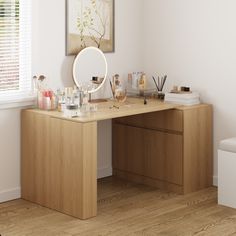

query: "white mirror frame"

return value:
[72, 46, 108, 94]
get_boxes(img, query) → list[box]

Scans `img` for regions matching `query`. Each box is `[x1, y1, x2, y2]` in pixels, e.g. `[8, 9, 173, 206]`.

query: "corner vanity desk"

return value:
[21, 97, 213, 220]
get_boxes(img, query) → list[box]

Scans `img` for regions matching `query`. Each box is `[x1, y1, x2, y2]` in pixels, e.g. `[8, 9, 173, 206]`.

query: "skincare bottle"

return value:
[58, 92, 66, 112]
[139, 73, 147, 90]
[65, 87, 73, 105]
[128, 73, 132, 87]
[43, 95, 51, 110]
[51, 93, 57, 110]
[132, 72, 138, 89]
[83, 91, 90, 112]
[73, 90, 80, 107]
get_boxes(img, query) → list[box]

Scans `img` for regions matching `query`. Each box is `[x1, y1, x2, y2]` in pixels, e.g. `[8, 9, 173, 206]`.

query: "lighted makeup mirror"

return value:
[73, 47, 108, 95]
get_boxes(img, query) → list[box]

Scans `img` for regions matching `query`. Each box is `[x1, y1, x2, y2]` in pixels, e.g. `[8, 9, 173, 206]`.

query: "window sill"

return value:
[0, 95, 36, 110]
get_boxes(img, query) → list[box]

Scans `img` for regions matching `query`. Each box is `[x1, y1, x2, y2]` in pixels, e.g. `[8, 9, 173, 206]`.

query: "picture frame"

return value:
[66, 0, 115, 55]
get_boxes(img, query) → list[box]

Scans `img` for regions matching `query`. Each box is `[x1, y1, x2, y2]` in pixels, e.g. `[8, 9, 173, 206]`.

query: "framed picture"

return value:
[66, 0, 114, 55]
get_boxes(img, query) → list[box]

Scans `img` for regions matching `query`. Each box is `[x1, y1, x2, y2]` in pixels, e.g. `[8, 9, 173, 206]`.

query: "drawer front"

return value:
[114, 110, 183, 133]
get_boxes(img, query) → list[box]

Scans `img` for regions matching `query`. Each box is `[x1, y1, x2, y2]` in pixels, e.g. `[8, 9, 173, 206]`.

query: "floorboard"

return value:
[0, 177, 236, 236]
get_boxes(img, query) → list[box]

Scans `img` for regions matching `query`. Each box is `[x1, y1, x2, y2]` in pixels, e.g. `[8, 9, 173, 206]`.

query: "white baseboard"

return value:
[0, 187, 21, 203]
[98, 167, 113, 179]
[213, 176, 218, 187]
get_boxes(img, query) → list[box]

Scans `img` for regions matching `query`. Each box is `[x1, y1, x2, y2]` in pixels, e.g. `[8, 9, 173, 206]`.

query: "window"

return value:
[0, 0, 32, 103]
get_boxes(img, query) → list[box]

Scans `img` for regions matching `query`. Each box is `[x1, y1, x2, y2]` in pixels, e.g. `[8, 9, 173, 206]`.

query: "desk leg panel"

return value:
[50, 118, 97, 219]
[21, 111, 97, 219]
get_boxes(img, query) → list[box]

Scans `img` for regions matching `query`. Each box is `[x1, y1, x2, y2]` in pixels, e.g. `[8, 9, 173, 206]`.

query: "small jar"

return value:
[89, 103, 98, 112]
[58, 101, 66, 112]
[64, 104, 79, 118]
[43, 96, 51, 110]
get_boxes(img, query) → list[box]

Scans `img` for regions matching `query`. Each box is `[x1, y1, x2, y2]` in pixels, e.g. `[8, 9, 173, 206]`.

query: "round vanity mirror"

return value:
[73, 47, 108, 94]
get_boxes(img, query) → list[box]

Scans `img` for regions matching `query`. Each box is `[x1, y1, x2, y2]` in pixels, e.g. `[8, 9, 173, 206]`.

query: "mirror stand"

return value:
[88, 93, 108, 103]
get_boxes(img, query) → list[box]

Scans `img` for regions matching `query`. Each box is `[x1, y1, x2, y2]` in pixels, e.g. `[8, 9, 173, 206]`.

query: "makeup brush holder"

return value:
[157, 91, 165, 100]
[153, 91, 165, 100]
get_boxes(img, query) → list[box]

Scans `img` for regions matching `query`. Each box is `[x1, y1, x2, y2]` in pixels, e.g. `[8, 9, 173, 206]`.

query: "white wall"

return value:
[143, 0, 236, 185]
[0, 109, 21, 202]
[0, 0, 144, 202]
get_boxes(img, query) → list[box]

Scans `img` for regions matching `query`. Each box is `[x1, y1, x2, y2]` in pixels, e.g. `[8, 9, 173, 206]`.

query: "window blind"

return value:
[0, 0, 31, 102]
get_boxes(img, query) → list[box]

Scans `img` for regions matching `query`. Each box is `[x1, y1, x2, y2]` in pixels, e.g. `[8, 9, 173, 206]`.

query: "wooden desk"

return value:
[21, 98, 212, 219]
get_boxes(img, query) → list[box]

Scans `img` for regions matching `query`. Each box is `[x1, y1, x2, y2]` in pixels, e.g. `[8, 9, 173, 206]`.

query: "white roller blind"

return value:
[0, 0, 31, 102]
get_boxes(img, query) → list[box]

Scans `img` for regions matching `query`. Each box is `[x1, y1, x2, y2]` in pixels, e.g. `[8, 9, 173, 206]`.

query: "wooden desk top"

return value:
[25, 97, 207, 123]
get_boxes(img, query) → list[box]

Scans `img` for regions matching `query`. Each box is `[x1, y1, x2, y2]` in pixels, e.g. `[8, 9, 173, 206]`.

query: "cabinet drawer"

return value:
[114, 109, 183, 133]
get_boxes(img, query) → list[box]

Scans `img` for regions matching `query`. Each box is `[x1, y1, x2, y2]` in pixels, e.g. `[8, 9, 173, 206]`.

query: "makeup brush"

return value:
[158, 76, 161, 91]
[109, 79, 115, 98]
[152, 76, 159, 91]
[160, 75, 167, 91]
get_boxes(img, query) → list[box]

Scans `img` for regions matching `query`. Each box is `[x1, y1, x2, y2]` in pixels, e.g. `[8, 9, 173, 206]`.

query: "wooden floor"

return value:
[1, 177, 236, 236]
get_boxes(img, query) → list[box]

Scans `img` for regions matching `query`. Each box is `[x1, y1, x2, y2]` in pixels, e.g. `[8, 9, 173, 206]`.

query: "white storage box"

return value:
[218, 137, 236, 208]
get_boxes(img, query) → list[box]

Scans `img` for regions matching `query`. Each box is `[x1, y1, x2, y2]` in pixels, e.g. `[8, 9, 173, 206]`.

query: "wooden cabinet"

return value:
[113, 104, 213, 194]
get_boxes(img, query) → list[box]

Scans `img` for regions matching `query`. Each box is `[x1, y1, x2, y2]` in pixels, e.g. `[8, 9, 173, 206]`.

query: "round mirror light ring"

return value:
[72, 46, 108, 94]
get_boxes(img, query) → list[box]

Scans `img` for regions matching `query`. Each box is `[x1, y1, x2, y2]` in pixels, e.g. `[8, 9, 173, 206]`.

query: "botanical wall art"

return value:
[66, 0, 114, 55]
